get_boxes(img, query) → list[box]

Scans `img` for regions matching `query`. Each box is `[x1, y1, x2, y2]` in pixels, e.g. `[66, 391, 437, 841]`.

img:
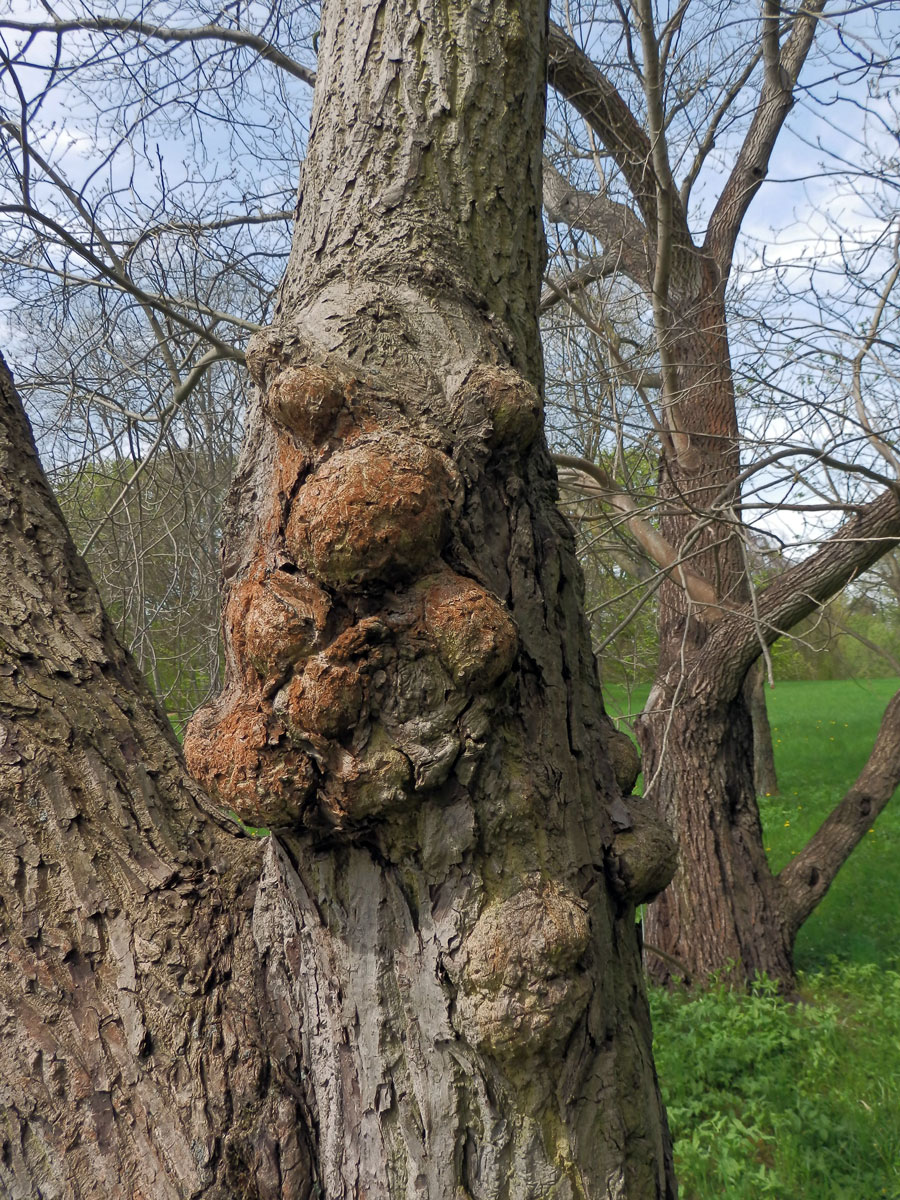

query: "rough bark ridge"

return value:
[0, 355, 316, 1198]
[185, 1, 676, 1195]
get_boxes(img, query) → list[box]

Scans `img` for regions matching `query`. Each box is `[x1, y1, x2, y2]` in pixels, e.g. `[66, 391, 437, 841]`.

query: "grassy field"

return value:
[606, 678, 900, 1199]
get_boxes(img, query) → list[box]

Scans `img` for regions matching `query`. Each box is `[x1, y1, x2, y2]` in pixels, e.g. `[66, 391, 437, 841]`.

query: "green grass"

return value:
[761, 678, 900, 969]
[605, 677, 900, 1199]
[652, 962, 900, 1199]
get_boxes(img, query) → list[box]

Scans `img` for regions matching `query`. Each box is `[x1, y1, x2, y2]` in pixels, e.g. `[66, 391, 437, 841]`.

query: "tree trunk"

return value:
[639, 680, 795, 988]
[546, 12, 857, 992]
[639, 478, 900, 988]
[185, 2, 677, 1192]
[0, 354, 316, 1197]
[746, 663, 779, 798]
[0, 1, 679, 1196]
[636, 275, 790, 986]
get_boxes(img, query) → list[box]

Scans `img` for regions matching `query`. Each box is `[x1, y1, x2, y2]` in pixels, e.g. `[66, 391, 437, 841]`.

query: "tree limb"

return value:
[779, 687, 900, 931]
[547, 21, 658, 229]
[554, 452, 723, 614]
[703, 485, 900, 689]
[543, 161, 649, 287]
[0, 16, 317, 87]
[704, 0, 826, 272]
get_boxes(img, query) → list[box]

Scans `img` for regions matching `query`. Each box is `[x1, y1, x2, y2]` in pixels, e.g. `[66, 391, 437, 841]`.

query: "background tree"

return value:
[0, 2, 678, 1195]
[3, 0, 900, 991]
[540, 1, 900, 986]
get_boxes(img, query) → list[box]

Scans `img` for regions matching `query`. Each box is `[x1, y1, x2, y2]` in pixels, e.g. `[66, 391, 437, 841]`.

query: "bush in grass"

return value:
[651, 962, 900, 1200]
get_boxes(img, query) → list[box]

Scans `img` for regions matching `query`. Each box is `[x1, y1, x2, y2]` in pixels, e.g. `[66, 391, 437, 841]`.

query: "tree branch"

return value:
[852, 230, 900, 477]
[779, 687, 900, 932]
[702, 485, 900, 689]
[0, 203, 253, 354]
[81, 349, 228, 555]
[541, 276, 671, 446]
[633, 0, 695, 468]
[679, 49, 762, 208]
[540, 255, 621, 312]
[543, 161, 649, 287]
[554, 452, 723, 614]
[704, 0, 826, 272]
[547, 21, 658, 229]
[0, 16, 317, 87]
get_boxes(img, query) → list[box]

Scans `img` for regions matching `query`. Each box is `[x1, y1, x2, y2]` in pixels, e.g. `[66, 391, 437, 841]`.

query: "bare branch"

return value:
[554, 452, 723, 614]
[0, 16, 317, 87]
[542, 160, 649, 287]
[779, 687, 900, 931]
[547, 21, 658, 229]
[542, 276, 672, 446]
[81, 348, 228, 555]
[704, 0, 827, 272]
[679, 48, 762, 208]
[852, 229, 900, 477]
[704, 485, 900, 687]
[633, 0, 695, 468]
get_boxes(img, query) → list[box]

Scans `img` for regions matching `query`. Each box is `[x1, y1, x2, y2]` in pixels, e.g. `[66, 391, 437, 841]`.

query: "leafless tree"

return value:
[540, 0, 900, 986]
[0, 2, 678, 1195]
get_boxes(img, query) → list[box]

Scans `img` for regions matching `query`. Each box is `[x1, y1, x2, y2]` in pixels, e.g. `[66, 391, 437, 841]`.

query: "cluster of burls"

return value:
[185, 359, 527, 833]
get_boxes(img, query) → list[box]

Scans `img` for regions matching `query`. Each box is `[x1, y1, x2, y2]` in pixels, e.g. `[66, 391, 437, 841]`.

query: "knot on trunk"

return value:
[230, 568, 331, 678]
[285, 434, 456, 588]
[605, 725, 641, 795]
[455, 883, 591, 1064]
[187, 540, 518, 830]
[184, 701, 316, 829]
[421, 570, 518, 691]
[451, 365, 542, 452]
[265, 364, 350, 444]
[605, 796, 677, 905]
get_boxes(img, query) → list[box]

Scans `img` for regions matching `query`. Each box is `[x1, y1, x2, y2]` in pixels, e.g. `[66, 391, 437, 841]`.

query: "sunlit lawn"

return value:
[759, 677, 900, 969]
[604, 676, 900, 1200]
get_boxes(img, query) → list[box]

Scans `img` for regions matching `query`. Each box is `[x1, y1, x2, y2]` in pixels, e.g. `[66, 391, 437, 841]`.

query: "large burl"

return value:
[454, 882, 592, 1063]
[185, 357, 522, 836]
[285, 433, 455, 588]
[606, 796, 678, 906]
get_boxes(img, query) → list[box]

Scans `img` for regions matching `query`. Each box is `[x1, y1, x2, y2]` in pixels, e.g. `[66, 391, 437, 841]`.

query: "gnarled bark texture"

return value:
[0, 354, 315, 1197]
[185, 2, 678, 1194]
[0, 2, 678, 1197]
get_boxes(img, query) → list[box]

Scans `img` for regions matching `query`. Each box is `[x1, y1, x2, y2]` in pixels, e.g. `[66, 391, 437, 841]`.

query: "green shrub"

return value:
[652, 962, 900, 1199]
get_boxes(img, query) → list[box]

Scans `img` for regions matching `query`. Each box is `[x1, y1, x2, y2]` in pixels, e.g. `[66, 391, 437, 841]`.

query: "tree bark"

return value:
[0, 354, 316, 1197]
[185, 3, 678, 1192]
[0, 1, 679, 1197]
